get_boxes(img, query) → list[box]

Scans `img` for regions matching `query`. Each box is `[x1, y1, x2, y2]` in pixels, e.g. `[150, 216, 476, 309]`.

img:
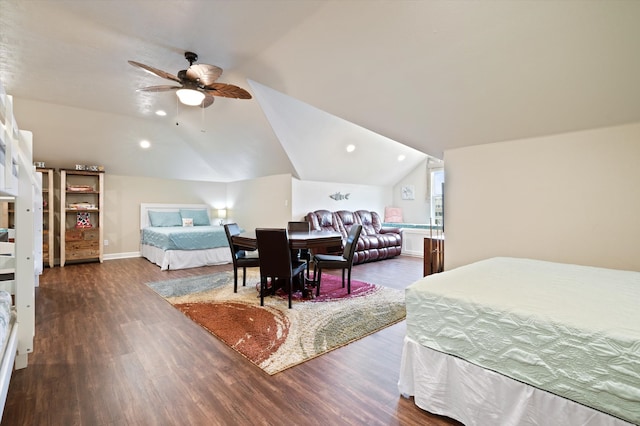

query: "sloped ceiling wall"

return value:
[3, 1, 640, 184]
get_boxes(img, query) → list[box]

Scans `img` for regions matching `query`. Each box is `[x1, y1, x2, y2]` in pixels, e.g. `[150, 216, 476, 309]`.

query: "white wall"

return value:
[292, 178, 392, 221]
[390, 159, 431, 223]
[226, 174, 292, 232]
[104, 175, 226, 256]
[444, 122, 640, 272]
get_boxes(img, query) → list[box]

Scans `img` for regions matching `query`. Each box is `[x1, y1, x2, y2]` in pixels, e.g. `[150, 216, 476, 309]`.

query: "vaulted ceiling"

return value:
[1, 1, 639, 184]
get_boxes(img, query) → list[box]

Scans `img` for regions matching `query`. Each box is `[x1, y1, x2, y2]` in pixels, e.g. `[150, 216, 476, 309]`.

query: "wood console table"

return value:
[423, 236, 444, 276]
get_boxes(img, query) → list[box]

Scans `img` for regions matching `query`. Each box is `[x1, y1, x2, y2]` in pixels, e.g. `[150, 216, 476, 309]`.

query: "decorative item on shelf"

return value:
[217, 208, 227, 225]
[68, 202, 96, 210]
[34, 161, 45, 168]
[67, 184, 95, 192]
[74, 164, 105, 172]
[401, 185, 415, 200]
[76, 212, 93, 228]
[329, 192, 350, 201]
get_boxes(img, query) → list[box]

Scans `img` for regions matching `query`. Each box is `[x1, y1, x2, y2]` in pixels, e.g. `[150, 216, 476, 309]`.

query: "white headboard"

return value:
[140, 203, 210, 229]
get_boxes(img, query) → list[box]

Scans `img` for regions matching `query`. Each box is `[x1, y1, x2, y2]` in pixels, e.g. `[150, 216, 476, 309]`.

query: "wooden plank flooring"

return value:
[2, 256, 461, 425]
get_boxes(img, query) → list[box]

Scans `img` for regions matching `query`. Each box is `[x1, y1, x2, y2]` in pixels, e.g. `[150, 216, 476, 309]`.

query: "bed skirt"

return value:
[141, 244, 231, 270]
[397, 336, 632, 426]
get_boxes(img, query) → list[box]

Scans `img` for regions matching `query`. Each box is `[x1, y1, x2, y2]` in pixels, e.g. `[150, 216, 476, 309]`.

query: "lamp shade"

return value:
[217, 209, 227, 219]
[176, 88, 205, 106]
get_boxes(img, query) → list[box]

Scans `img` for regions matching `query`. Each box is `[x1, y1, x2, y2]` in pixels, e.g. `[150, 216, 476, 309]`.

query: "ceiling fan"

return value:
[128, 51, 252, 108]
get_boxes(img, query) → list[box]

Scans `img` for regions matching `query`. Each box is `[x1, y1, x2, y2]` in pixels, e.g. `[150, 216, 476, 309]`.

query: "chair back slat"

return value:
[224, 223, 243, 263]
[287, 221, 310, 233]
[256, 228, 294, 278]
[343, 224, 362, 260]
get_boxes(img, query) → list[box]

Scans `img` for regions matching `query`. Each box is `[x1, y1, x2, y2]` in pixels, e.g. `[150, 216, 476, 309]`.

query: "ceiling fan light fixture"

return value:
[176, 88, 205, 106]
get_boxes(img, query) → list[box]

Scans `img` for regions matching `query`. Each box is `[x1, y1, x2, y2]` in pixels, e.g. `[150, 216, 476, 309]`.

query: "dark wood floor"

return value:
[3, 256, 460, 426]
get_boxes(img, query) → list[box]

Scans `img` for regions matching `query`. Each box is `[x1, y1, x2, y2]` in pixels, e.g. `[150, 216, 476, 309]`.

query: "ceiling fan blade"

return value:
[136, 85, 181, 92]
[185, 64, 223, 86]
[128, 60, 181, 83]
[201, 94, 215, 108]
[204, 83, 252, 99]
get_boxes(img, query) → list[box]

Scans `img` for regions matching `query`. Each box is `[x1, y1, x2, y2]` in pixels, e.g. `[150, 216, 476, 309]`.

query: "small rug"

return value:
[146, 270, 405, 375]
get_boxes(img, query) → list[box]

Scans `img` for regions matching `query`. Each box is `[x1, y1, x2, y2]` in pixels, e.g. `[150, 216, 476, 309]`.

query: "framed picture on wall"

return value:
[401, 185, 415, 200]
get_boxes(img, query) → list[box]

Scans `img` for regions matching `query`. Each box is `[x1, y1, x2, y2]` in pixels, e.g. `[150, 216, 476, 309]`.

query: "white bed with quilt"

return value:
[398, 257, 640, 426]
[140, 203, 231, 270]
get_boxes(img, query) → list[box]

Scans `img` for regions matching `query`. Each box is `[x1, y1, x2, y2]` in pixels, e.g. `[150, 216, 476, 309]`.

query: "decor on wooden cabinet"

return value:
[59, 169, 104, 266]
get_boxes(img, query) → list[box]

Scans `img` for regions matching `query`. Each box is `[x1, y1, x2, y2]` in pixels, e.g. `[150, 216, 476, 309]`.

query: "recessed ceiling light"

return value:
[397, 154, 406, 162]
[346, 144, 356, 153]
[140, 140, 151, 149]
[155, 110, 167, 116]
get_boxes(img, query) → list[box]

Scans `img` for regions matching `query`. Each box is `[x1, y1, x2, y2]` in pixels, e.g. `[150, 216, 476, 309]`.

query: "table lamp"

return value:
[217, 208, 227, 225]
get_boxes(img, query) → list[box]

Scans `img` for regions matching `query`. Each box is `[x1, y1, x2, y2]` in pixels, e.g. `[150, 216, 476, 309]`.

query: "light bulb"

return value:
[176, 89, 205, 106]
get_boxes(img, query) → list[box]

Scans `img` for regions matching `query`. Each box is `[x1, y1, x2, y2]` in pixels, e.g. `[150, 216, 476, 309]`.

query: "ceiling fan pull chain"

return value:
[201, 103, 206, 133]
[175, 96, 180, 126]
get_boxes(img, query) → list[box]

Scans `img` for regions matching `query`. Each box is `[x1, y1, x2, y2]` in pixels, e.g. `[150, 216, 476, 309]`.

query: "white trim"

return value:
[104, 251, 140, 261]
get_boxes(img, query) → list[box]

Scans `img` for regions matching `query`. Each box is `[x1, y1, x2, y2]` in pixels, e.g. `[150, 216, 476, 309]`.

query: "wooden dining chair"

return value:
[312, 224, 362, 296]
[255, 228, 307, 309]
[224, 223, 260, 293]
[287, 221, 311, 276]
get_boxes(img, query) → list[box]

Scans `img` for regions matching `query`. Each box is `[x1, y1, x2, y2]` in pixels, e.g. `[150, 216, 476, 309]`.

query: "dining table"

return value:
[232, 230, 343, 297]
[232, 230, 343, 252]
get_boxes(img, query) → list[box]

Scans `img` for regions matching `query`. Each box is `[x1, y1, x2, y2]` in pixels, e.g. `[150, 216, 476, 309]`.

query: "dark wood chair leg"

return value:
[316, 269, 322, 297]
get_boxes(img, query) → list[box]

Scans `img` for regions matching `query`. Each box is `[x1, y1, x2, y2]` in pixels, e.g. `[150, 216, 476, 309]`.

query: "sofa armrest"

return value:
[380, 227, 402, 234]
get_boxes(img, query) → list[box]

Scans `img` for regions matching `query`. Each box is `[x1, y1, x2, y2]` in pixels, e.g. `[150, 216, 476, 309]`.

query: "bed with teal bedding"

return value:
[141, 226, 229, 251]
[139, 204, 232, 270]
[399, 257, 640, 425]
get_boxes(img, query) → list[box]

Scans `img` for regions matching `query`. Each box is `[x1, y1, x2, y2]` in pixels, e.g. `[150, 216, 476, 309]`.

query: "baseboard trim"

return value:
[104, 251, 141, 261]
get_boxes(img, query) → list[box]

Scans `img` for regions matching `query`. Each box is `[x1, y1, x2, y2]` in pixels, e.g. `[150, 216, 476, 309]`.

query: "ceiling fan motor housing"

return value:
[185, 51, 198, 65]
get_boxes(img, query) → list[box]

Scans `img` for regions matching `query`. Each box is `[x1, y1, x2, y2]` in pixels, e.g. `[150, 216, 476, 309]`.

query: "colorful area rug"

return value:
[146, 270, 405, 375]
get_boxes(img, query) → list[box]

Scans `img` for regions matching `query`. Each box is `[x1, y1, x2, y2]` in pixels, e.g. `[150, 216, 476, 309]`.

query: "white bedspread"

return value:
[404, 257, 640, 424]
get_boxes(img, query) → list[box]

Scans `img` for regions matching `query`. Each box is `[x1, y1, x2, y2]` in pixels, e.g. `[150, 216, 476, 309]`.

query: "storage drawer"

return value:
[65, 229, 84, 241]
[82, 229, 100, 240]
[65, 248, 100, 260]
[66, 240, 99, 251]
[65, 228, 100, 242]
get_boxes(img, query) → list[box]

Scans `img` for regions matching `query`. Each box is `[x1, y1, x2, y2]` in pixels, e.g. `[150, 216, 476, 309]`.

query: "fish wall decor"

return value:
[329, 192, 350, 201]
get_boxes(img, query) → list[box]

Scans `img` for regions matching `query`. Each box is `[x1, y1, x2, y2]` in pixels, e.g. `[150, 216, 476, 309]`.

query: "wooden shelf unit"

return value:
[59, 169, 104, 266]
[38, 168, 54, 267]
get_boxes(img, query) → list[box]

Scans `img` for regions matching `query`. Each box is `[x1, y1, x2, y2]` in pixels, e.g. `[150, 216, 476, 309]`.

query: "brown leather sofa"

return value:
[305, 209, 402, 264]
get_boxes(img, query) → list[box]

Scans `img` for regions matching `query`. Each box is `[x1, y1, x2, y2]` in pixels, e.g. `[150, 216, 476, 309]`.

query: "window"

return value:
[430, 169, 444, 226]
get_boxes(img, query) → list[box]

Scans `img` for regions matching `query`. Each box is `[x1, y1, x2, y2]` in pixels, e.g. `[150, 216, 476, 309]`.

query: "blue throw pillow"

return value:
[148, 211, 183, 227]
[179, 209, 211, 226]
